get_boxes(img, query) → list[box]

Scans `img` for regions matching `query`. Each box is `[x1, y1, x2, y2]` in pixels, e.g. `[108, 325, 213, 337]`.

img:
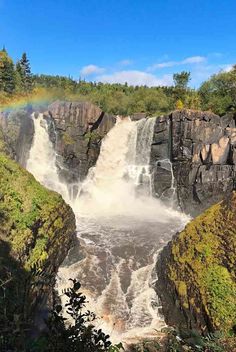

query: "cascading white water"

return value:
[157, 158, 177, 205]
[26, 113, 188, 344]
[127, 117, 156, 196]
[26, 113, 69, 202]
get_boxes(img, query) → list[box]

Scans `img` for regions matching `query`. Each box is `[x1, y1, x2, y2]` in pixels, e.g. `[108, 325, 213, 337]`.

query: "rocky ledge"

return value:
[156, 192, 236, 334]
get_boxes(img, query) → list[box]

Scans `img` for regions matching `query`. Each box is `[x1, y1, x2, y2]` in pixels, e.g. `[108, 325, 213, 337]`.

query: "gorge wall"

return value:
[0, 108, 34, 166]
[152, 109, 236, 215]
[45, 101, 116, 184]
[156, 192, 236, 334]
[1, 103, 236, 216]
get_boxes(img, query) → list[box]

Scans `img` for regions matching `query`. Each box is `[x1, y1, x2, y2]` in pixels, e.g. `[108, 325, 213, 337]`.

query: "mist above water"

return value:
[26, 113, 188, 343]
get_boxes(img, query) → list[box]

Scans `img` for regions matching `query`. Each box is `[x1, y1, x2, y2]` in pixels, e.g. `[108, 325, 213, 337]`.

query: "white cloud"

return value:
[223, 64, 234, 72]
[80, 64, 105, 76]
[190, 63, 234, 87]
[182, 56, 206, 64]
[151, 61, 176, 69]
[118, 59, 133, 66]
[96, 70, 173, 87]
[148, 56, 206, 71]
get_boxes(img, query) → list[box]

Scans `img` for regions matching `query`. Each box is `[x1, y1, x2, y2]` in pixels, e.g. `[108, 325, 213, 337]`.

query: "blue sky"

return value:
[0, 0, 235, 87]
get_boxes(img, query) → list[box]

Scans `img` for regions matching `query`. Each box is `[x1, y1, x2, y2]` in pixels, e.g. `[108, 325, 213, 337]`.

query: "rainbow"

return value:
[0, 89, 57, 112]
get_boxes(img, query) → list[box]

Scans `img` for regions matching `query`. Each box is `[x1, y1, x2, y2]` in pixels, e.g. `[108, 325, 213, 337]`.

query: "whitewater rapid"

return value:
[26, 113, 188, 343]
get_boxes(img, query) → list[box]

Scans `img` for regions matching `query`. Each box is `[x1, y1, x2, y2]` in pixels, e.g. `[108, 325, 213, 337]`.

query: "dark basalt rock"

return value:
[151, 109, 236, 216]
[0, 109, 34, 166]
[1, 104, 236, 216]
[44, 101, 116, 184]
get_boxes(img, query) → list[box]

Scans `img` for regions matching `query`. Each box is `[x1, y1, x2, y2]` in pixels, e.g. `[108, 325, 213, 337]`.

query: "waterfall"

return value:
[127, 117, 156, 196]
[26, 113, 188, 343]
[74, 116, 157, 218]
[26, 113, 69, 202]
[156, 158, 177, 206]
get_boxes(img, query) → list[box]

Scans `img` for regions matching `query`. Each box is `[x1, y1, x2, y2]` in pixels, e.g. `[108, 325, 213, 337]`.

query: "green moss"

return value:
[168, 194, 236, 333]
[62, 132, 74, 145]
[177, 281, 187, 296]
[203, 265, 236, 329]
[0, 152, 74, 270]
[84, 130, 103, 143]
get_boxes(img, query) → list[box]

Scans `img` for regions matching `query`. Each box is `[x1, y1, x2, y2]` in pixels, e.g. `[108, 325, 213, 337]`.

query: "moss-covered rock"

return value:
[0, 151, 76, 330]
[156, 193, 236, 334]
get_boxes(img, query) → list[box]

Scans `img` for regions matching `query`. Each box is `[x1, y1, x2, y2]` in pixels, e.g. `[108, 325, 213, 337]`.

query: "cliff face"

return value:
[156, 193, 236, 334]
[151, 109, 236, 215]
[0, 109, 34, 166]
[45, 101, 116, 183]
[2, 104, 236, 216]
[0, 151, 76, 330]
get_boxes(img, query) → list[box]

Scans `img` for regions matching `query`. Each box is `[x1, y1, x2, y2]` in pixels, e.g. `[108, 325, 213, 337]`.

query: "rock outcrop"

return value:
[45, 101, 116, 183]
[156, 193, 236, 334]
[0, 151, 76, 331]
[0, 108, 34, 166]
[151, 110, 236, 215]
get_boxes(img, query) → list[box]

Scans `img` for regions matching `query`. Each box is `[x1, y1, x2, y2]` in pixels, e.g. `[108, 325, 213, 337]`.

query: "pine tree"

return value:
[16, 52, 32, 92]
[0, 48, 16, 93]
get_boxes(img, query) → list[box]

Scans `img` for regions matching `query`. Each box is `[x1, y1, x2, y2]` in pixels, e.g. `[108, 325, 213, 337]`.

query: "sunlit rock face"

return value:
[151, 109, 236, 216]
[156, 192, 236, 334]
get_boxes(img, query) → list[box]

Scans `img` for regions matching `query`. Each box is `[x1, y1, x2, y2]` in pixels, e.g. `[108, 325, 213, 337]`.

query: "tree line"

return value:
[0, 48, 32, 94]
[0, 48, 236, 116]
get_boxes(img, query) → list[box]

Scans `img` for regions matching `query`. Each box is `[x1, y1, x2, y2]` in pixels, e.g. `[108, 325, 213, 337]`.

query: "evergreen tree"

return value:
[0, 48, 16, 93]
[16, 52, 32, 92]
[173, 71, 191, 89]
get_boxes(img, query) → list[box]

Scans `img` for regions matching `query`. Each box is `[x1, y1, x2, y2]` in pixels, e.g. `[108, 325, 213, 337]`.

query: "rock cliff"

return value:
[0, 108, 34, 166]
[45, 101, 116, 183]
[2, 104, 236, 216]
[151, 109, 236, 215]
[0, 150, 76, 331]
[156, 193, 236, 334]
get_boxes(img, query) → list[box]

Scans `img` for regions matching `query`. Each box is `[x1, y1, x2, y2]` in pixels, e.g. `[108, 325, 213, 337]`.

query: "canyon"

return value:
[0, 101, 235, 345]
